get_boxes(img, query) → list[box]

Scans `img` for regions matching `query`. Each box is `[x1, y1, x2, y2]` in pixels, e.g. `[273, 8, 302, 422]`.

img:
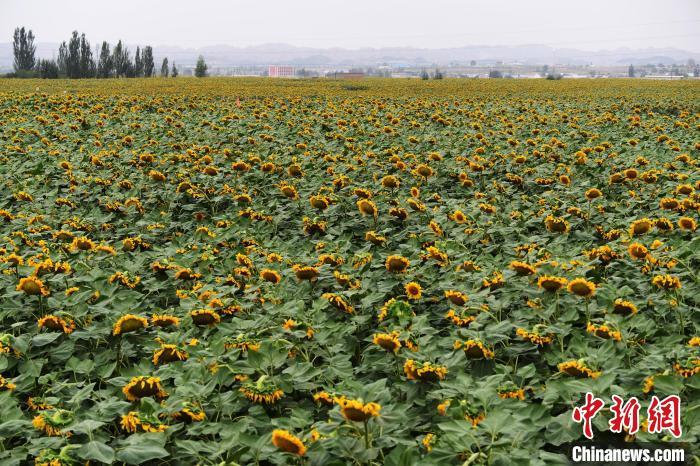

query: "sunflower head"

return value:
[373, 331, 402, 353]
[385, 255, 410, 273]
[404, 282, 422, 300]
[567, 278, 596, 298]
[336, 397, 382, 422]
[113, 314, 148, 335]
[537, 275, 568, 293]
[190, 309, 221, 326]
[272, 429, 306, 456]
[122, 376, 167, 401]
[17, 276, 49, 296]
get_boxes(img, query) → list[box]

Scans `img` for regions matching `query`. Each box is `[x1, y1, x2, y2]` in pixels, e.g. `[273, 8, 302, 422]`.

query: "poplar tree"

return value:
[12, 26, 36, 72]
[143, 46, 155, 77]
[161, 57, 169, 77]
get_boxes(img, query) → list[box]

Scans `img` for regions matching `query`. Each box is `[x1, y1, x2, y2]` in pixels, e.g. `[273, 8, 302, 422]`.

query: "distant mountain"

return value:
[1, 42, 698, 70]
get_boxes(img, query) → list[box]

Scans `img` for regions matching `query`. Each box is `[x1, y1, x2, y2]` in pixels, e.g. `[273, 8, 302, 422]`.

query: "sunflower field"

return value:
[0, 78, 698, 465]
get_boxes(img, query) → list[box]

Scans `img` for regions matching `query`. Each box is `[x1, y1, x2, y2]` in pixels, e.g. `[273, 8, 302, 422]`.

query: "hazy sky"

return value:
[3, 0, 700, 51]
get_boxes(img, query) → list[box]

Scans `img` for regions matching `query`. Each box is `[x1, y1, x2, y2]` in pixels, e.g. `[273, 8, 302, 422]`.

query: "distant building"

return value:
[643, 75, 684, 80]
[268, 65, 295, 78]
[328, 71, 365, 79]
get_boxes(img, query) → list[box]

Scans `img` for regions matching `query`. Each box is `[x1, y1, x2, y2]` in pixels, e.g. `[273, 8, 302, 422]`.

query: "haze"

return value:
[2, 0, 699, 52]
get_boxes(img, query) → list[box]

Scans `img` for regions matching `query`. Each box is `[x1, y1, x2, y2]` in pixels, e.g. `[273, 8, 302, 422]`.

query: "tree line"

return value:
[10, 26, 208, 78]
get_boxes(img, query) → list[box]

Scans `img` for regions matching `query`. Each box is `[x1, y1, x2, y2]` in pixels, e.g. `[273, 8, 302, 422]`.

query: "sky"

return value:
[2, 0, 700, 51]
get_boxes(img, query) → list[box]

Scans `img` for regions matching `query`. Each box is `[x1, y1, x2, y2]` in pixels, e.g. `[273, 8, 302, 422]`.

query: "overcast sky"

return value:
[2, 0, 699, 51]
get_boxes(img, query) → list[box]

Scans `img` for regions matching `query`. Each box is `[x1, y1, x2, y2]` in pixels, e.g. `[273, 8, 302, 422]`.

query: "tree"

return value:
[143, 46, 154, 77]
[420, 69, 429, 80]
[433, 68, 444, 80]
[195, 55, 208, 77]
[171, 62, 178, 77]
[79, 33, 95, 78]
[112, 40, 132, 78]
[470, 60, 476, 66]
[57, 42, 68, 77]
[134, 46, 144, 77]
[488, 70, 503, 78]
[161, 57, 169, 77]
[12, 26, 36, 73]
[628, 64, 635, 78]
[66, 31, 81, 78]
[37, 59, 59, 79]
[97, 41, 112, 78]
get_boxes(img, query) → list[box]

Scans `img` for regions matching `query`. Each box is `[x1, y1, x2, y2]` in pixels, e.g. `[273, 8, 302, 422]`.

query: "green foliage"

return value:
[0, 79, 697, 465]
[195, 55, 208, 78]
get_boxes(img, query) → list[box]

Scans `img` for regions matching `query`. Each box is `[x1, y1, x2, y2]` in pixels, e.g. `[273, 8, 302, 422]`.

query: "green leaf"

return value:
[78, 441, 115, 463]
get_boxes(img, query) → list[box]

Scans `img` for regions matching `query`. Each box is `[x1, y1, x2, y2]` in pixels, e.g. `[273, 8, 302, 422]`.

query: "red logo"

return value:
[573, 393, 682, 439]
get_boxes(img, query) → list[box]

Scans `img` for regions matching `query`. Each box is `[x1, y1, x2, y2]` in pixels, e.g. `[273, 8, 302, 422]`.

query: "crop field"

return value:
[0, 78, 698, 465]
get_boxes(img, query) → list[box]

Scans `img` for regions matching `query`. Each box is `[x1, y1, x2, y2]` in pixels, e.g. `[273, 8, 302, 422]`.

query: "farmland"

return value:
[0, 77, 698, 465]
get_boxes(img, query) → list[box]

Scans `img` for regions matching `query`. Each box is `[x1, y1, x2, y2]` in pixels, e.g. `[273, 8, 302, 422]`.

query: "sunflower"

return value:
[389, 207, 409, 221]
[309, 195, 331, 210]
[16, 276, 49, 296]
[544, 215, 569, 233]
[381, 175, 400, 189]
[413, 164, 433, 178]
[429, 220, 443, 237]
[313, 391, 334, 405]
[627, 242, 648, 260]
[260, 268, 281, 284]
[32, 409, 73, 437]
[172, 406, 206, 423]
[678, 217, 697, 231]
[122, 376, 167, 401]
[586, 322, 622, 341]
[659, 197, 680, 210]
[509, 260, 537, 276]
[651, 274, 681, 290]
[567, 278, 596, 298]
[537, 275, 568, 292]
[643, 376, 655, 394]
[674, 359, 700, 378]
[498, 384, 526, 400]
[357, 199, 378, 217]
[302, 217, 326, 235]
[271, 429, 306, 456]
[454, 339, 494, 359]
[112, 314, 148, 335]
[444, 290, 469, 306]
[240, 378, 284, 405]
[444, 310, 475, 327]
[190, 309, 221, 326]
[70, 236, 96, 252]
[153, 344, 188, 365]
[451, 210, 467, 224]
[612, 299, 638, 315]
[405, 282, 422, 300]
[0, 375, 16, 391]
[585, 188, 602, 200]
[37, 315, 75, 334]
[404, 359, 448, 382]
[151, 314, 180, 328]
[385, 255, 410, 273]
[365, 230, 386, 245]
[292, 264, 319, 281]
[655, 217, 674, 232]
[373, 332, 402, 353]
[336, 397, 382, 422]
[120, 411, 168, 433]
[322, 293, 355, 314]
[354, 188, 373, 199]
[558, 360, 601, 378]
[516, 327, 553, 346]
[629, 218, 653, 236]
